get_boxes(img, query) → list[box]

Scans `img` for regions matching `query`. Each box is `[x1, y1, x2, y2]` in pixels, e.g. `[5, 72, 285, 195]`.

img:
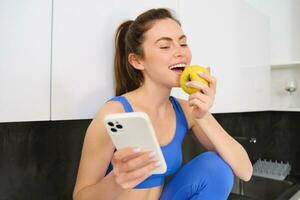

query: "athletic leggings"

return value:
[160, 151, 234, 200]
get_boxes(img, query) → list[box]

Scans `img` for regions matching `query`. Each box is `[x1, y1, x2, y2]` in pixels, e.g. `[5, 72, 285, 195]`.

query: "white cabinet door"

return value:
[245, 0, 300, 64]
[238, 1, 270, 112]
[178, 0, 242, 113]
[0, 0, 52, 122]
[178, 0, 270, 113]
[51, 0, 178, 120]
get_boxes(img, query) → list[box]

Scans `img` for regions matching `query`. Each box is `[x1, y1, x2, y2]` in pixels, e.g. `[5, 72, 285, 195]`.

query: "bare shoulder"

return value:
[173, 97, 193, 129]
[82, 100, 124, 152]
[87, 100, 124, 139]
[95, 100, 125, 120]
[81, 99, 125, 157]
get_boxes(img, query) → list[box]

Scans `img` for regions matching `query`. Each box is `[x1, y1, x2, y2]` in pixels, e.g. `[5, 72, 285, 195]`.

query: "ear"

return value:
[128, 53, 145, 70]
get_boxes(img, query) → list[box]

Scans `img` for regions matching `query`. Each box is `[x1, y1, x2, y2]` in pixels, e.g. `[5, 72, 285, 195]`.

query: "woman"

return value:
[73, 8, 252, 200]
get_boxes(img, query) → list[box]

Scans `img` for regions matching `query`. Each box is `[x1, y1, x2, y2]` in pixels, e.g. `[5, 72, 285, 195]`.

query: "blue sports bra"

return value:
[105, 96, 189, 189]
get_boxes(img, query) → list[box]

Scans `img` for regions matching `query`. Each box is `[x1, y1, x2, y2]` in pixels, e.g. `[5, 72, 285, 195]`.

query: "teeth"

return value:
[169, 63, 186, 70]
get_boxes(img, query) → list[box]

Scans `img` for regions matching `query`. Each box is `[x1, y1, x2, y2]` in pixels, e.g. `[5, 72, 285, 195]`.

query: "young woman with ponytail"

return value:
[73, 8, 252, 200]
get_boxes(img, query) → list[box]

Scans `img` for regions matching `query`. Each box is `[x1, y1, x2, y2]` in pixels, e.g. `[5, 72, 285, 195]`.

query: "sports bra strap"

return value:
[108, 96, 134, 112]
[169, 96, 189, 130]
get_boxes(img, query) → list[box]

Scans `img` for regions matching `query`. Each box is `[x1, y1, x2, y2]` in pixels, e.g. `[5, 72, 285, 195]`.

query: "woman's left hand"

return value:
[186, 67, 217, 119]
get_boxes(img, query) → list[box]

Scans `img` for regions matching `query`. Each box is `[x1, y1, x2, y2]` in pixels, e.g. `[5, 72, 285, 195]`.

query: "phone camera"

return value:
[107, 122, 114, 126]
[110, 128, 118, 133]
[116, 124, 123, 129]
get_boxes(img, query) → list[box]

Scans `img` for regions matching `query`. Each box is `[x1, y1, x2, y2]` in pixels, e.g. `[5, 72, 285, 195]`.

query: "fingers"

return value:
[207, 66, 211, 74]
[188, 95, 212, 116]
[189, 98, 208, 111]
[114, 160, 159, 189]
[188, 91, 214, 116]
[186, 67, 216, 119]
[197, 70, 217, 91]
[185, 66, 216, 95]
[122, 151, 156, 172]
[112, 147, 142, 174]
[197, 71, 216, 85]
[186, 81, 214, 97]
[189, 92, 211, 105]
[113, 147, 141, 162]
[111, 147, 161, 190]
[185, 67, 216, 96]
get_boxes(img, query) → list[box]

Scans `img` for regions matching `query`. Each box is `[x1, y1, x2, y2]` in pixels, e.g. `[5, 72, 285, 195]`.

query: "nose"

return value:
[173, 44, 185, 58]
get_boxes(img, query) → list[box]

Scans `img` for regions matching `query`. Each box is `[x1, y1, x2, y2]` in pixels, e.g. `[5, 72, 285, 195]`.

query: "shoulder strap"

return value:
[108, 96, 134, 112]
[169, 96, 189, 130]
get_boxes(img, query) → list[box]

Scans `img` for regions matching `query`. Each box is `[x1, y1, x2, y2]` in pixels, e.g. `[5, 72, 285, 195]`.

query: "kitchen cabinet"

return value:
[0, 0, 279, 122]
[51, 0, 178, 120]
[51, 1, 115, 120]
[0, 0, 52, 122]
[178, 0, 270, 113]
[246, 0, 300, 111]
[238, 1, 270, 112]
[245, 0, 300, 64]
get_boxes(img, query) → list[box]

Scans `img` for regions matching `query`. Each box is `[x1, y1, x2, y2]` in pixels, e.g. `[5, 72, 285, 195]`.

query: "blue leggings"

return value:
[160, 151, 234, 200]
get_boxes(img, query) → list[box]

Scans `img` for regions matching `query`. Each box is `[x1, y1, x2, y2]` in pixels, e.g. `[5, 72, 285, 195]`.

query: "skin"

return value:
[73, 18, 253, 200]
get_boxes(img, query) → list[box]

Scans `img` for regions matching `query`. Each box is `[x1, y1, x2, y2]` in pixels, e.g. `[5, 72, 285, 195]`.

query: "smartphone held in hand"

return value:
[104, 112, 167, 174]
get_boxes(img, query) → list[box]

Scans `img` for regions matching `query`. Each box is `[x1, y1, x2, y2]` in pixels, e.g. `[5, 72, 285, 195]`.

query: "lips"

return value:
[168, 63, 186, 72]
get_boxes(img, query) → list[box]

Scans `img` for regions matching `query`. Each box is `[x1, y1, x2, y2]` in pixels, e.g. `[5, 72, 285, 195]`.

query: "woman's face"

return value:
[139, 18, 192, 87]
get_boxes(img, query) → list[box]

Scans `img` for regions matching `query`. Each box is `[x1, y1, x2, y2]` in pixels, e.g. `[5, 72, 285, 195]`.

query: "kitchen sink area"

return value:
[229, 176, 300, 200]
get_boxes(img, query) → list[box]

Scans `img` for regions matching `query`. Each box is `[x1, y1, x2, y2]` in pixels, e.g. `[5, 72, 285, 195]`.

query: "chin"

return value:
[171, 82, 180, 88]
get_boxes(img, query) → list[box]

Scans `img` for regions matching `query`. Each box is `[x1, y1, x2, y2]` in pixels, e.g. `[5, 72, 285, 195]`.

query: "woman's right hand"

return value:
[111, 147, 161, 190]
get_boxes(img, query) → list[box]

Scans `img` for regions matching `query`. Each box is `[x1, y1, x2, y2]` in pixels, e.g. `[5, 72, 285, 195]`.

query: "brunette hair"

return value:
[114, 8, 180, 96]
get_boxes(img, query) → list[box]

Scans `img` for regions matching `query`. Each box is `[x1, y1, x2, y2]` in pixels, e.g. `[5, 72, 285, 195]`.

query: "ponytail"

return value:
[114, 20, 143, 96]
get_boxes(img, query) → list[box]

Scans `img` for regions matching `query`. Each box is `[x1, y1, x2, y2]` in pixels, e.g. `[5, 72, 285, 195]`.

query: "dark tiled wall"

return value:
[0, 120, 90, 200]
[0, 112, 299, 199]
[217, 111, 300, 175]
[183, 111, 300, 175]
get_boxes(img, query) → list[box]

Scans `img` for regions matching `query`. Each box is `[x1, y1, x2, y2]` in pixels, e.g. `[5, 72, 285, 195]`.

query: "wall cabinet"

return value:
[245, 0, 300, 64]
[51, 0, 178, 120]
[246, 0, 300, 111]
[0, 0, 52, 122]
[0, 0, 276, 122]
[238, 1, 270, 112]
[51, 1, 116, 120]
[177, 0, 270, 113]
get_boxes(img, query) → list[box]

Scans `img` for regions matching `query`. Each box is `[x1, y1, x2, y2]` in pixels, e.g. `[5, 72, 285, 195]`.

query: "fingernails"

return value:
[149, 151, 155, 158]
[154, 161, 161, 166]
[198, 72, 205, 75]
[185, 82, 190, 87]
[133, 148, 141, 153]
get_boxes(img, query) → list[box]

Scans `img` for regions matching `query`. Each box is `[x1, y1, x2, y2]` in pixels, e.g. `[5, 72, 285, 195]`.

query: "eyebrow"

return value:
[155, 35, 186, 44]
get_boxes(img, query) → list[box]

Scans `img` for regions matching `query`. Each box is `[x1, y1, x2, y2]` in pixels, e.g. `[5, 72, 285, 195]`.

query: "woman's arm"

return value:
[193, 113, 252, 181]
[179, 98, 216, 151]
[73, 101, 160, 200]
[179, 68, 253, 182]
[180, 99, 252, 181]
[73, 102, 124, 200]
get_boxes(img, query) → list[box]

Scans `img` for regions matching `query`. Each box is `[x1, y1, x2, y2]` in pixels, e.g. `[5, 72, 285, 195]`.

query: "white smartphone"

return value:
[104, 112, 167, 174]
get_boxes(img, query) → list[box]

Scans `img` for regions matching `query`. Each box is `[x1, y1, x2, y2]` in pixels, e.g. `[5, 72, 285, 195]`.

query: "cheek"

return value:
[186, 48, 192, 63]
[151, 52, 170, 64]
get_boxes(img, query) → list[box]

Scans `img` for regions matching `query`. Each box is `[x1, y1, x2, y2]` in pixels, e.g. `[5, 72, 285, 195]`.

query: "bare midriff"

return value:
[116, 185, 163, 200]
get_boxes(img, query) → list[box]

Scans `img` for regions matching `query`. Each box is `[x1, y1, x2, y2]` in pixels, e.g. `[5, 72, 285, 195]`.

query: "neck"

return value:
[126, 80, 172, 114]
